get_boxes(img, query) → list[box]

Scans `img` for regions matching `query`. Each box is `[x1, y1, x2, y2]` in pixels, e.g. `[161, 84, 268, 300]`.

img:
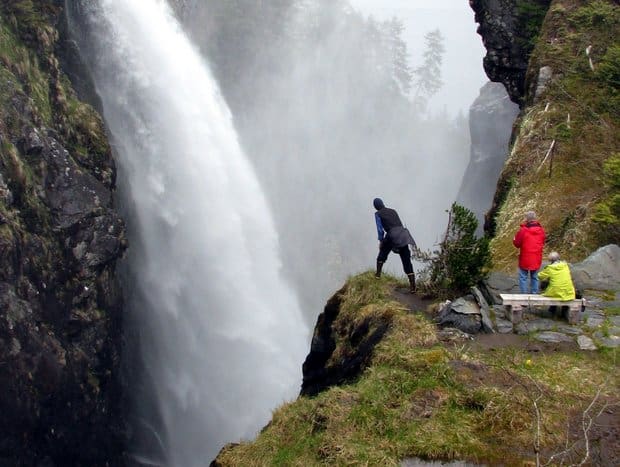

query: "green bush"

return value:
[418, 203, 491, 296]
[597, 44, 620, 89]
[516, 0, 551, 50]
[592, 154, 620, 243]
[570, 0, 619, 28]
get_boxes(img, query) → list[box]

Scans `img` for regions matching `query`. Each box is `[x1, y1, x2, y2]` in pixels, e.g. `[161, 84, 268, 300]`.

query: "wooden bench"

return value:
[499, 294, 586, 325]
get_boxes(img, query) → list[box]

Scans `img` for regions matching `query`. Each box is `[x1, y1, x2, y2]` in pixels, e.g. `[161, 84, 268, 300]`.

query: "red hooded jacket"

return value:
[513, 221, 546, 270]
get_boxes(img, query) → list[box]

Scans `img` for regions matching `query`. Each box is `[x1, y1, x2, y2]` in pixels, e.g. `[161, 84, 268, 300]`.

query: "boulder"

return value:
[534, 331, 573, 343]
[436, 296, 493, 335]
[571, 244, 620, 291]
[577, 335, 597, 351]
[481, 271, 520, 305]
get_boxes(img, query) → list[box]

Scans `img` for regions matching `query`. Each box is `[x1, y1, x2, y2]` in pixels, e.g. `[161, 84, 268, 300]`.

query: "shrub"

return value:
[597, 44, 620, 89]
[418, 203, 491, 296]
[592, 154, 620, 239]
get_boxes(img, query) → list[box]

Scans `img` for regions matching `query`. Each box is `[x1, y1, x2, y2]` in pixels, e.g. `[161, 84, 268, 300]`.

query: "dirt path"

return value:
[392, 287, 578, 353]
[392, 286, 619, 465]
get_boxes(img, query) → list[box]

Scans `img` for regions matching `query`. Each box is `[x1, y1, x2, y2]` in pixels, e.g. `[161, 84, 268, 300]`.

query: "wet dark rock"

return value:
[437, 327, 475, 342]
[470, 0, 552, 106]
[0, 3, 128, 464]
[534, 331, 573, 343]
[515, 318, 555, 335]
[301, 285, 391, 397]
[40, 135, 111, 229]
[436, 297, 486, 335]
[18, 126, 45, 156]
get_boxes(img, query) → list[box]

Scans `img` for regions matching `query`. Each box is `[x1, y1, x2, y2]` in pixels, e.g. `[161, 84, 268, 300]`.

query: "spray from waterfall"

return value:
[67, 0, 309, 464]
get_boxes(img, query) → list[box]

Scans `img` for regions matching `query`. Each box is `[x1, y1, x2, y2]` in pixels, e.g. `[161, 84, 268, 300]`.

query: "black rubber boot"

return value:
[375, 261, 384, 278]
[407, 272, 416, 293]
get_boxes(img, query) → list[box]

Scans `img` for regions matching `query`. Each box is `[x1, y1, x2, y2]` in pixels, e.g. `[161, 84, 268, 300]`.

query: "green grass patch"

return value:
[213, 273, 619, 465]
[606, 306, 620, 316]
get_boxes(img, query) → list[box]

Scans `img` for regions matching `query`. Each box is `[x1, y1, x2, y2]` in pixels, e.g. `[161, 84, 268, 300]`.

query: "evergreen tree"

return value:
[381, 17, 413, 95]
[419, 203, 491, 296]
[413, 29, 445, 108]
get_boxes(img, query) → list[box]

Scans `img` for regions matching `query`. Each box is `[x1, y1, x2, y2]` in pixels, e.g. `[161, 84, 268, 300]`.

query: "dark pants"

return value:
[377, 239, 413, 275]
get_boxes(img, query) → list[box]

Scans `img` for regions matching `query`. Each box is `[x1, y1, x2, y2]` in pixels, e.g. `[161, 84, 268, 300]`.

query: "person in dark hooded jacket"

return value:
[373, 198, 416, 293]
[513, 211, 546, 293]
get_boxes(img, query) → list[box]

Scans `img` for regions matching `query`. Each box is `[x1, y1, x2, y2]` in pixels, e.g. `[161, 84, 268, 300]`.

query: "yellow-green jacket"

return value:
[538, 261, 576, 300]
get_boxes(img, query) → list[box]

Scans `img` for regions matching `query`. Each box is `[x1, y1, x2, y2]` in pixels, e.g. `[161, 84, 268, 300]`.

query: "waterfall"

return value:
[67, 0, 309, 464]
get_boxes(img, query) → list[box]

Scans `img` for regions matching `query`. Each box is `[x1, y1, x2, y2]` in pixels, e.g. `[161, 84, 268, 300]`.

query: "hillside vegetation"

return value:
[213, 273, 617, 466]
[489, 0, 619, 270]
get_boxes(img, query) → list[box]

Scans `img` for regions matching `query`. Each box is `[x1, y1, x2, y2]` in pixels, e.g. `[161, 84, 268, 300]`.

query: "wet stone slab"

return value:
[593, 332, 620, 348]
[584, 311, 606, 328]
[515, 318, 555, 335]
[534, 331, 574, 343]
[554, 324, 583, 335]
[495, 318, 513, 334]
[577, 335, 597, 350]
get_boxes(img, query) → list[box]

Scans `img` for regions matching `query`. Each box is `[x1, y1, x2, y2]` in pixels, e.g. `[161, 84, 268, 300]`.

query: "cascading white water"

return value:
[67, 0, 309, 464]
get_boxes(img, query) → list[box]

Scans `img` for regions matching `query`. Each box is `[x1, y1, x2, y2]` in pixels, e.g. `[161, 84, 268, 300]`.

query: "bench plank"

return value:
[499, 294, 586, 325]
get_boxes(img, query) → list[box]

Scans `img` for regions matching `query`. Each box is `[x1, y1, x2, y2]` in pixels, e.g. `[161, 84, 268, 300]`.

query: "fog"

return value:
[349, 0, 487, 115]
[69, 0, 493, 463]
[179, 0, 480, 321]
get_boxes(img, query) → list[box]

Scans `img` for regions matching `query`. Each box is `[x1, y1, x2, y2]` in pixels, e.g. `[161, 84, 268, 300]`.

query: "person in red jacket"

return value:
[513, 211, 546, 293]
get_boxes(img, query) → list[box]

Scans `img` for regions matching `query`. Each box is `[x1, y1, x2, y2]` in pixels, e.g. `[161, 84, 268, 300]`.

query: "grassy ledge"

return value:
[213, 273, 618, 466]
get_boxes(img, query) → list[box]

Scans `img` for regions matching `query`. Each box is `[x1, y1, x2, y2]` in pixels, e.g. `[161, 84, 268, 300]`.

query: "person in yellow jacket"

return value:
[538, 251, 576, 300]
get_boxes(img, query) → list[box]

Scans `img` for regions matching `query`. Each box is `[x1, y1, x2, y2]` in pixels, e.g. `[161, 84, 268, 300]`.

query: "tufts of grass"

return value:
[213, 272, 619, 465]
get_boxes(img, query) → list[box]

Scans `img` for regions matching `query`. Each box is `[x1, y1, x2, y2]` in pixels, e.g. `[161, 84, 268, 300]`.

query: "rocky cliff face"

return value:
[472, 0, 619, 269]
[457, 82, 519, 231]
[0, 2, 127, 465]
[470, 0, 552, 106]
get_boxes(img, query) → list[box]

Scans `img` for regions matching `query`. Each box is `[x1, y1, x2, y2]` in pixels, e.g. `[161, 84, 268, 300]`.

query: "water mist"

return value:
[67, 0, 309, 464]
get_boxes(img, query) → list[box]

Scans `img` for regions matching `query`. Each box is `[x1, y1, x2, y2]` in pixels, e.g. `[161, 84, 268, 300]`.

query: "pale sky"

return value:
[349, 0, 488, 115]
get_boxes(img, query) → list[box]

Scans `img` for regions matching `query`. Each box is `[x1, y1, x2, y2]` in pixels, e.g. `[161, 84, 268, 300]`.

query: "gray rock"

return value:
[482, 272, 520, 304]
[593, 332, 620, 348]
[535, 331, 573, 343]
[471, 287, 495, 333]
[451, 296, 481, 314]
[577, 335, 597, 350]
[554, 324, 582, 335]
[41, 137, 111, 230]
[609, 316, 620, 327]
[515, 318, 555, 335]
[0, 173, 12, 205]
[491, 305, 507, 320]
[608, 326, 620, 336]
[534, 66, 553, 99]
[19, 126, 45, 156]
[585, 311, 605, 328]
[495, 318, 514, 334]
[571, 244, 620, 291]
[436, 298, 484, 335]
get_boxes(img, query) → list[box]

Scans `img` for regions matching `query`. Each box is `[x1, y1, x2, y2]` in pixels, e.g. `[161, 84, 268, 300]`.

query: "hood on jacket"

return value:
[373, 198, 385, 210]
